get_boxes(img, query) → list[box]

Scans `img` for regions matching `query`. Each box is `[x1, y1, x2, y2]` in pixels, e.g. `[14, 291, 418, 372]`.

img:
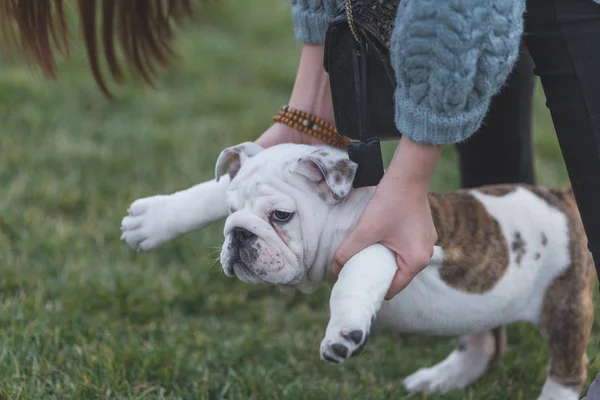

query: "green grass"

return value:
[0, 1, 598, 399]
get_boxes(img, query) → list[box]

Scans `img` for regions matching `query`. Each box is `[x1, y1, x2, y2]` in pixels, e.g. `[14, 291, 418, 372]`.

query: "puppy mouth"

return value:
[232, 261, 263, 282]
[224, 247, 261, 281]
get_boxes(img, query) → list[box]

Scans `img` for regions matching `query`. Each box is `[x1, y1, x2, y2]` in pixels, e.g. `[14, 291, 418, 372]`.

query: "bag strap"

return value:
[352, 39, 368, 143]
[344, 0, 362, 53]
[345, 4, 385, 188]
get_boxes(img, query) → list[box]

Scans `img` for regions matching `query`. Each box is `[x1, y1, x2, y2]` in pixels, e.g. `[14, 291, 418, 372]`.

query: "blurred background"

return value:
[0, 1, 596, 399]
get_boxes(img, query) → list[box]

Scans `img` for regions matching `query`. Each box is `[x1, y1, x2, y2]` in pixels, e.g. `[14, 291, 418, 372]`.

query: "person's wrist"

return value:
[375, 175, 429, 205]
[288, 44, 335, 125]
[382, 136, 442, 192]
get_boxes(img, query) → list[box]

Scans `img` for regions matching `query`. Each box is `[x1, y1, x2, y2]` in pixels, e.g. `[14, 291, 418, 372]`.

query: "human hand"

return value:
[333, 137, 442, 299]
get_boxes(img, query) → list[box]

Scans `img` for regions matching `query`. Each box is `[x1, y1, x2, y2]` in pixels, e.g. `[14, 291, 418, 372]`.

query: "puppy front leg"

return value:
[120, 175, 231, 251]
[320, 244, 397, 363]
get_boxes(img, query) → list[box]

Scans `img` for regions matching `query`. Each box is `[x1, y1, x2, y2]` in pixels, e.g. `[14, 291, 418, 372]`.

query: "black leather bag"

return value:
[324, 0, 401, 187]
[324, 0, 401, 142]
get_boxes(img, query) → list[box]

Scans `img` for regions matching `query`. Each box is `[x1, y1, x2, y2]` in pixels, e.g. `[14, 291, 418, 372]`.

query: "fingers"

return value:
[384, 254, 430, 300]
[332, 227, 377, 275]
[385, 270, 414, 300]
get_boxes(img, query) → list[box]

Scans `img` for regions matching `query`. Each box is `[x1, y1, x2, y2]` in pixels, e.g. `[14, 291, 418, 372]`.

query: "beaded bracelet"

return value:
[272, 105, 351, 149]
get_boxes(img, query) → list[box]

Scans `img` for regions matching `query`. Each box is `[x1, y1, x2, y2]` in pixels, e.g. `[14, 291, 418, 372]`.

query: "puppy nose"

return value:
[232, 227, 255, 246]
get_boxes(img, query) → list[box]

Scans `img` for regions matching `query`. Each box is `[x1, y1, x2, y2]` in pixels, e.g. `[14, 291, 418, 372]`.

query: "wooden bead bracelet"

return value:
[272, 105, 351, 149]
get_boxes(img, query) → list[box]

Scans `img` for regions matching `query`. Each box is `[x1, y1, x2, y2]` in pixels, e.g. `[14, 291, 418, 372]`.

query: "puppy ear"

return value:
[215, 142, 264, 181]
[292, 148, 357, 202]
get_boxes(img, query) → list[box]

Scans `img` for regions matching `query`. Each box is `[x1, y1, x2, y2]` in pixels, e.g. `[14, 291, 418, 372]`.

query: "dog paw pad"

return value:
[320, 327, 370, 365]
[331, 343, 348, 358]
[342, 330, 364, 345]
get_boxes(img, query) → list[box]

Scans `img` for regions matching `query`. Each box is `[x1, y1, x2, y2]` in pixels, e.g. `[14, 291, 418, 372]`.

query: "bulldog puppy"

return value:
[121, 143, 594, 400]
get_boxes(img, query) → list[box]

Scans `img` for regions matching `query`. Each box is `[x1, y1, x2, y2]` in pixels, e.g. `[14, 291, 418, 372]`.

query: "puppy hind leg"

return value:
[536, 309, 592, 400]
[536, 254, 594, 400]
[403, 328, 505, 394]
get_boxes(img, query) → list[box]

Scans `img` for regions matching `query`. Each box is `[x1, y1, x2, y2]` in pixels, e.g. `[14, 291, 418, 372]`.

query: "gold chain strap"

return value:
[344, 0, 362, 50]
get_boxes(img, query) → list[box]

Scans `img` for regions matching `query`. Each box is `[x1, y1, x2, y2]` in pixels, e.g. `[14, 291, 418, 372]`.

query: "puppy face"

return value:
[216, 143, 357, 286]
[221, 177, 306, 285]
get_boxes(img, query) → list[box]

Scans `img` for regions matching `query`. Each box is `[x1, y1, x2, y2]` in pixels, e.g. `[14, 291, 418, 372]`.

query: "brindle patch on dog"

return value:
[476, 185, 517, 197]
[535, 187, 594, 389]
[428, 187, 510, 293]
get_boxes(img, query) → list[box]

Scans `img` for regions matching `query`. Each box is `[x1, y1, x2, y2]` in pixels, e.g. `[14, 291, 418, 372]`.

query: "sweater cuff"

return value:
[291, 5, 335, 44]
[394, 90, 490, 145]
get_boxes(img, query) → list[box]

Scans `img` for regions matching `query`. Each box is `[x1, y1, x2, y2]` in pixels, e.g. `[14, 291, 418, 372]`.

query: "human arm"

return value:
[255, 44, 336, 148]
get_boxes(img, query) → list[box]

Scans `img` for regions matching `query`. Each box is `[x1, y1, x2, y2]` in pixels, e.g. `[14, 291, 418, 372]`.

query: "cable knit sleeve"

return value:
[289, 0, 340, 43]
[391, 0, 526, 144]
[289, 0, 526, 145]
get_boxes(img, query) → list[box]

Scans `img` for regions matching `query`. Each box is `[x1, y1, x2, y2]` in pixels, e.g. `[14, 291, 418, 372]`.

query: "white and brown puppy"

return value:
[120, 143, 594, 400]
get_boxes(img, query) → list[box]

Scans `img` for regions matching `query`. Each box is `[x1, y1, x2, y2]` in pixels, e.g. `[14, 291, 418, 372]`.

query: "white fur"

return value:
[121, 175, 230, 251]
[538, 378, 579, 400]
[403, 332, 496, 393]
[320, 244, 397, 361]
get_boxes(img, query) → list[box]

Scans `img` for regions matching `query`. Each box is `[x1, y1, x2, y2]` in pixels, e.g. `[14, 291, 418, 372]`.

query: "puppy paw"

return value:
[403, 350, 489, 394]
[121, 195, 184, 251]
[403, 332, 497, 394]
[538, 378, 580, 400]
[404, 366, 460, 394]
[319, 317, 372, 364]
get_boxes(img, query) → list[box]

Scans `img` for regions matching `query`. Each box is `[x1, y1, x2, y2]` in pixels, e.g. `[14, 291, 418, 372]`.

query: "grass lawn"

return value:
[1, 1, 598, 399]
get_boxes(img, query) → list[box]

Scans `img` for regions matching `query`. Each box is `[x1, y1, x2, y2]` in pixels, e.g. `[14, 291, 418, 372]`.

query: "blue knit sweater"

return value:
[291, 0, 531, 145]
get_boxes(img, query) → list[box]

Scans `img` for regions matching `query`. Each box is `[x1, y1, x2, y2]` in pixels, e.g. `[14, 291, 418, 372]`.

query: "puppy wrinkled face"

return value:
[217, 144, 357, 287]
[220, 176, 307, 285]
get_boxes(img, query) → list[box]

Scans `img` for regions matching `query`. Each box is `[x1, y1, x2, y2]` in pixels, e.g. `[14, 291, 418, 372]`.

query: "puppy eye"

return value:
[270, 210, 294, 223]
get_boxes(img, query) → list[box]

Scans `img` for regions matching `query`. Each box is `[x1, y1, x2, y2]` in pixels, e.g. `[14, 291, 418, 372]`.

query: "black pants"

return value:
[456, 40, 536, 189]
[458, 0, 600, 275]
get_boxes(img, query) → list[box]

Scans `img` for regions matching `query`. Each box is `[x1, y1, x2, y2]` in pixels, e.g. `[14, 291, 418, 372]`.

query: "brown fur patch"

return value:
[476, 185, 517, 197]
[536, 187, 594, 388]
[428, 186, 510, 293]
[527, 186, 563, 209]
